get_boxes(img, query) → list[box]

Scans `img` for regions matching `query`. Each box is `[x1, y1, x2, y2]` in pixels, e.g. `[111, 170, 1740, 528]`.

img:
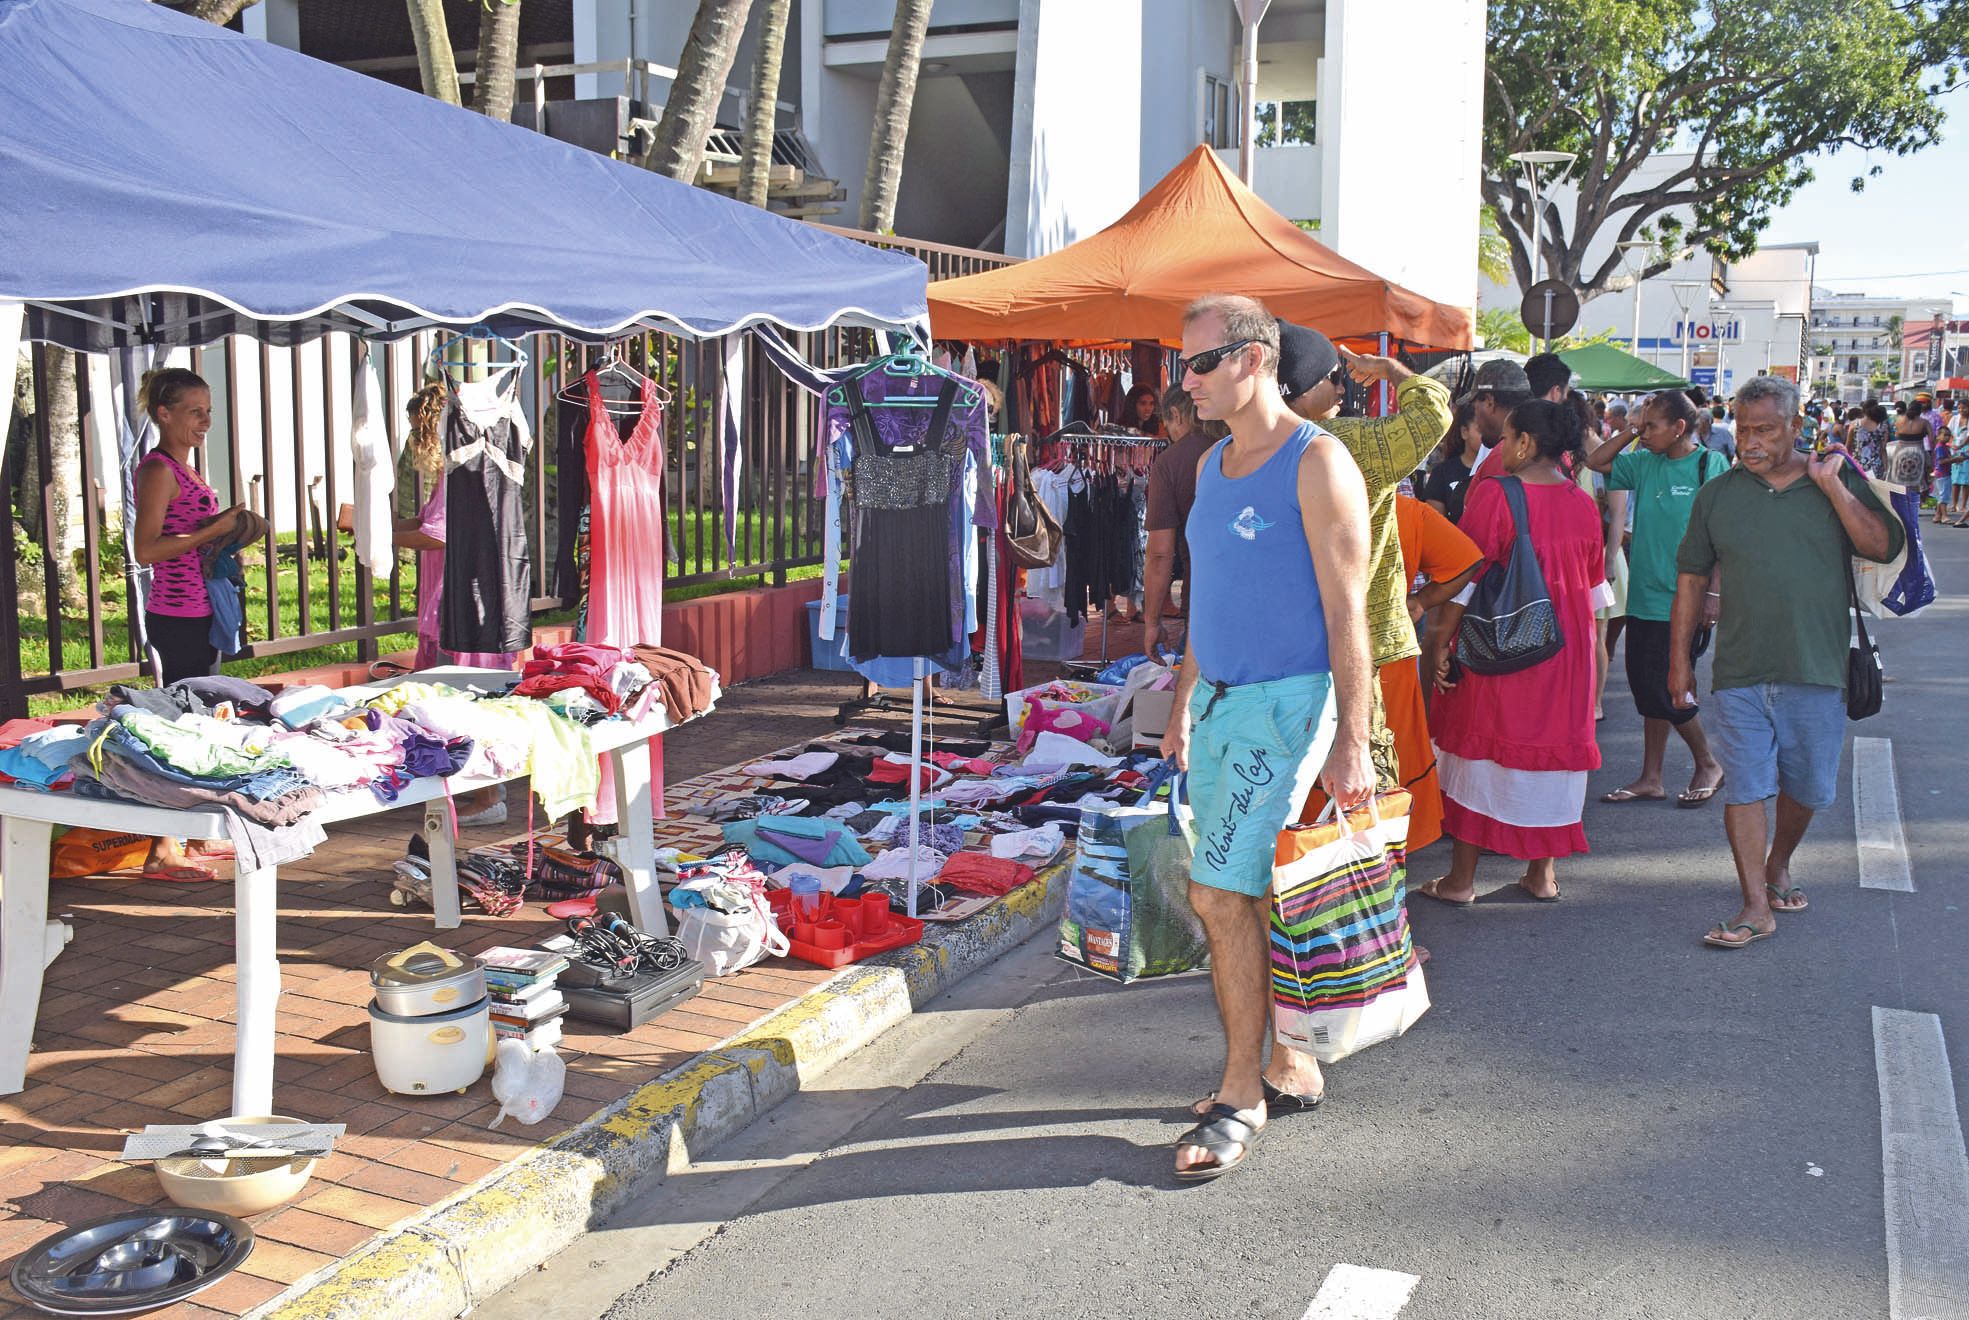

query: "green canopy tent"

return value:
[1558, 342, 1694, 392]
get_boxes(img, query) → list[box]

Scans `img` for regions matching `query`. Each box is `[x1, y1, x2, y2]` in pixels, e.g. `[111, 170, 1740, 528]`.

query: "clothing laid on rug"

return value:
[1430, 477, 1608, 860]
[439, 371, 533, 656]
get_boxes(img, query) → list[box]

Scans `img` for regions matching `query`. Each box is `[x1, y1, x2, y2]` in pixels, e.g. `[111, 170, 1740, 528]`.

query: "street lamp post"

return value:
[1508, 150, 1578, 334]
[1616, 239, 1650, 365]
[1669, 280, 1706, 383]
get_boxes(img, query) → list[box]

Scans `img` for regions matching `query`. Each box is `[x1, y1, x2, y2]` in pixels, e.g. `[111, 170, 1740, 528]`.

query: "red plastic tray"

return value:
[764, 888, 924, 969]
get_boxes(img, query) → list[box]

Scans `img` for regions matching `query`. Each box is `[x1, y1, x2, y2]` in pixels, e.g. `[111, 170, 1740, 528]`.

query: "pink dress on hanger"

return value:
[583, 369, 669, 819]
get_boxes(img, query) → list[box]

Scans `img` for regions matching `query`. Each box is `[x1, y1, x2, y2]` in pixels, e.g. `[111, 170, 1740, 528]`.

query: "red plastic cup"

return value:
[861, 893, 890, 935]
[812, 920, 849, 950]
[834, 900, 863, 939]
[793, 921, 818, 945]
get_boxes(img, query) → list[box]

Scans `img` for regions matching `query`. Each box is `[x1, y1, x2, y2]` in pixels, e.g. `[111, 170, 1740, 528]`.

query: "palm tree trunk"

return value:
[405, 0, 463, 106]
[644, 0, 756, 183]
[737, 0, 791, 209]
[858, 0, 934, 233]
[474, 0, 523, 123]
[187, 0, 260, 23]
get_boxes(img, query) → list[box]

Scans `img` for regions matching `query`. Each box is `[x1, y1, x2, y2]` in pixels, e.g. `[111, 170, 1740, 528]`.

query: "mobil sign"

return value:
[1671, 317, 1743, 345]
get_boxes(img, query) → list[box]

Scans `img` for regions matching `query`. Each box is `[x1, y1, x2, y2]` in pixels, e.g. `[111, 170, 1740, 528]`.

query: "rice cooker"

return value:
[367, 942, 490, 1096]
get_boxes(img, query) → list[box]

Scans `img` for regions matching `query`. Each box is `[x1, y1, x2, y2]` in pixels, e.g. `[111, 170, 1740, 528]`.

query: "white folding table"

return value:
[0, 666, 714, 1116]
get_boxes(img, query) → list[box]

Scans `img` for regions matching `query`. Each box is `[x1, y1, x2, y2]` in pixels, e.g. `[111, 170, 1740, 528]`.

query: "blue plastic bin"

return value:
[804, 597, 854, 671]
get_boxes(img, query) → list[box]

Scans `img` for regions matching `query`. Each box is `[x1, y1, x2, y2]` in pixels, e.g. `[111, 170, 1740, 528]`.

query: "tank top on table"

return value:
[438, 373, 533, 656]
[139, 449, 217, 618]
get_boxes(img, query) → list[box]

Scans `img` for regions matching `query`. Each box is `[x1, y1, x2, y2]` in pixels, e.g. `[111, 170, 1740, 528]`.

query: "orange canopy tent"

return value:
[927, 146, 1473, 350]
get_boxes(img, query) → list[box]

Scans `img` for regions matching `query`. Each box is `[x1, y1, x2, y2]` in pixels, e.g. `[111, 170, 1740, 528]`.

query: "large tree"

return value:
[858, 0, 934, 233]
[737, 0, 791, 208]
[644, 0, 756, 183]
[1485, 0, 1969, 302]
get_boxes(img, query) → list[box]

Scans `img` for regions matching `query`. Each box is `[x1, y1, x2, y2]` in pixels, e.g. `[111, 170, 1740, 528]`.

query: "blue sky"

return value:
[1762, 124, 1969, 310]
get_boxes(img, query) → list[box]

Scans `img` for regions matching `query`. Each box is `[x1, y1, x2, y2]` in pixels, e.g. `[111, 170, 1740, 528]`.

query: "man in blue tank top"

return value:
[1161, 294, 1375, 1181]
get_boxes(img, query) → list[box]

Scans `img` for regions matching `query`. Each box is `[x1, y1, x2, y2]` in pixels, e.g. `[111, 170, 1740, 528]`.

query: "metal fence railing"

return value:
[0, 225, 1015, 715]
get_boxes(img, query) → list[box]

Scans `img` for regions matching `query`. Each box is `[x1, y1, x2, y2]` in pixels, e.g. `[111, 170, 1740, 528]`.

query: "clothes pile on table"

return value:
[49, 657, 716, 871]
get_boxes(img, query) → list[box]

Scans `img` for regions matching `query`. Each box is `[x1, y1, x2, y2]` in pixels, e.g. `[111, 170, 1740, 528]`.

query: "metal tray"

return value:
[10, 1211, 253, 1315]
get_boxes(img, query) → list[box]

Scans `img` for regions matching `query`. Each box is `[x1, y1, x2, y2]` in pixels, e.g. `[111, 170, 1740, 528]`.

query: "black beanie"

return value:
[1275, 320, 1340, 402]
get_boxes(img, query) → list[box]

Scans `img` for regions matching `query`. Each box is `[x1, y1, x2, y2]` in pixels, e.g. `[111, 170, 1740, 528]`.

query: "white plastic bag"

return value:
[675, 898, 789, 977]
[488, 1039, 565, 1128]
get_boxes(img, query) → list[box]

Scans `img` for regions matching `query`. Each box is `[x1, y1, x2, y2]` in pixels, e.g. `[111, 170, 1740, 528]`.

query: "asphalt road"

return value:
[490, 517, 1969, 1320]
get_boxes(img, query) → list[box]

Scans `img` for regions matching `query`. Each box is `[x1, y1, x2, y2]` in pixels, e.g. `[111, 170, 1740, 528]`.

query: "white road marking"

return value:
[1854, 737, 1913, 892]
[1872, 1007, 1969, 1320]
[1301, 1264, 1421, 1320]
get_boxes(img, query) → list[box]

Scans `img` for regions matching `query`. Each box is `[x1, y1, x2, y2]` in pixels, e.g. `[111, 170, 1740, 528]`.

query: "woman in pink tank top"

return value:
[129, 367, 246, 880]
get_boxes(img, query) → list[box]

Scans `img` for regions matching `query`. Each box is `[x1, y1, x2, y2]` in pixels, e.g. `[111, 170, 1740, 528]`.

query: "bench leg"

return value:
[0, 817, 55, 1095]
[610, 738, 666, 936]
[424, 801, 461, 931]
[232, 864, 280, 1118]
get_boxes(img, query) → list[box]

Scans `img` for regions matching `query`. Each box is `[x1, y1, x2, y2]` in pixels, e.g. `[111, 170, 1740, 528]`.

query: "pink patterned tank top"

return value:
[140, 449, 216, 617]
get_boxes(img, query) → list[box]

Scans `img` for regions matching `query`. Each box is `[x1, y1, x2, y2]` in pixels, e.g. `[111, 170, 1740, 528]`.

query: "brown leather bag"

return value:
[1003, 436, 1064, 569]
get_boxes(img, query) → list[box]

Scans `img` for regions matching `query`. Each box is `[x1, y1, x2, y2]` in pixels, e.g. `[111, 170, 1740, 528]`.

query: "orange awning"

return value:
[928, 146, 1473, 351]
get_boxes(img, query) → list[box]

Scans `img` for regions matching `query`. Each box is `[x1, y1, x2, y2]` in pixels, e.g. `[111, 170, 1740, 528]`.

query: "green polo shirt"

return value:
[1606, 445, 1729, 621]
[1676, 465, 1905, 692]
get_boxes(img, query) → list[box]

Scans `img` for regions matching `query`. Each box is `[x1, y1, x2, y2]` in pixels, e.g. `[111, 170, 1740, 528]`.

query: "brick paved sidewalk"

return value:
[0, 670, 899, 1319]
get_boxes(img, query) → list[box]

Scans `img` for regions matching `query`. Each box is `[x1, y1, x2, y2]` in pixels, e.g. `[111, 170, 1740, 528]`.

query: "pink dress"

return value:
[414, 484, 517, 672]
[1430, 477, 1606, 859]
[582, 370, 669, 818]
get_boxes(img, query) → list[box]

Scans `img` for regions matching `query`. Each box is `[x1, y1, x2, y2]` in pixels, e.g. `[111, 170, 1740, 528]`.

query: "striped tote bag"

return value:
[1270, 790, 1429, 1062]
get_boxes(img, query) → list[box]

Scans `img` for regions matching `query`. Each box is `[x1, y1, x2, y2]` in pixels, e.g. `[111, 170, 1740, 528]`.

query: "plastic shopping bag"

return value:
[489, 1039, 566, 1128]
[49, 827, 153, 879]
[1057, 762, 1207, 982]
[675, 897, 790, 977]
[1270, 790, 1428, 1062]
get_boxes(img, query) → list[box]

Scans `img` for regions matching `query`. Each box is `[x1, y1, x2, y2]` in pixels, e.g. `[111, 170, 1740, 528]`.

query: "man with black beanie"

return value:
[1276, 321, 1453, 842]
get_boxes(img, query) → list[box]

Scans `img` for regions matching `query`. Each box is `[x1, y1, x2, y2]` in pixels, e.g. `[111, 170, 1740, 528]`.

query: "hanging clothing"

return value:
[438, 372, 533, 656]
[414, 484, 516, 672]
[582, 370, 667, 649]
[554, 370, 642, 604]
[349, 347, 395, 574]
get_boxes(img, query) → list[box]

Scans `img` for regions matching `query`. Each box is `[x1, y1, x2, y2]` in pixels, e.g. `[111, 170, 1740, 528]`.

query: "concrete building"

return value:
[243, 0, 1483, 313]
[1808, 291, 1953, 394]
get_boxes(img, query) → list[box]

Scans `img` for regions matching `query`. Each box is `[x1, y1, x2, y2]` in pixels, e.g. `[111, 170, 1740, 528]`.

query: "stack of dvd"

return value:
[477, 947, 570, 1050]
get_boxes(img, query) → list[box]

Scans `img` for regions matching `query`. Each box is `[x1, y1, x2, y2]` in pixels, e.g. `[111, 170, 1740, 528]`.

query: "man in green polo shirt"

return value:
[1669, 375, 1903, 950]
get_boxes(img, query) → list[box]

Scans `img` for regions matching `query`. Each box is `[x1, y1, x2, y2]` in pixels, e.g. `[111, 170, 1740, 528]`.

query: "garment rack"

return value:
[1036, 429, 1166, 664]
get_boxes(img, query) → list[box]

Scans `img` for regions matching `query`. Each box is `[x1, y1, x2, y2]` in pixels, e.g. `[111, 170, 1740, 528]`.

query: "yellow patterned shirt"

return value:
[1322, 375, 1455, 665]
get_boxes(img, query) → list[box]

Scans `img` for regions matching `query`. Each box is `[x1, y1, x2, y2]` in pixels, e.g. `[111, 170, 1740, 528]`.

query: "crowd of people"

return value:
[1147, 296, 1904, 1180]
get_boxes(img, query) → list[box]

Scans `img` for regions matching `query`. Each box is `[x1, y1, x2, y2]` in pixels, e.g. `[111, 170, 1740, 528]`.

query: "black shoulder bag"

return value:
[1455, 476, 1565, 675]
[1846, 559, 1883, 720]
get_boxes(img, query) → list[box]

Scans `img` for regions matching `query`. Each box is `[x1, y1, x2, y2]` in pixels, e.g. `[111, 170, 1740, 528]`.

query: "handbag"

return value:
[1454, 476, 1563, 675]
[1846, 558, 1883, 721]
[1824, 444, 1930, 619]
[1270, 790, 1428, 1062]
[1003, 435, 1065, 569]
[674, 892, 789, 977]
[1056, 761, 1208, 983]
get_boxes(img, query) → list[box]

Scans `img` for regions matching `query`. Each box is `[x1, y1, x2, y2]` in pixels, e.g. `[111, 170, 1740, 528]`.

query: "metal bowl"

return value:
[10, 1210, 253, 1315]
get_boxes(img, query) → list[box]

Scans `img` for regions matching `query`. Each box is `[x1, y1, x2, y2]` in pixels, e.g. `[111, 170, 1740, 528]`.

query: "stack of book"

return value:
[478, 947, 570, 1050]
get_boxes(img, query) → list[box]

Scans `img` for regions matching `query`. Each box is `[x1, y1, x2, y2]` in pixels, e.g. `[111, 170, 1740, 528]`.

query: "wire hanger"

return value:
[557, 344, 670, 413]
[825, 345, 983, 411]
[431, 324, 527, 384]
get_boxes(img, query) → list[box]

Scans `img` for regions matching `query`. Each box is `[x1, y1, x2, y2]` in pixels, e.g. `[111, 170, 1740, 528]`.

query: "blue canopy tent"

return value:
[0, 0, 926, 350]
[0, 0, 926, 680]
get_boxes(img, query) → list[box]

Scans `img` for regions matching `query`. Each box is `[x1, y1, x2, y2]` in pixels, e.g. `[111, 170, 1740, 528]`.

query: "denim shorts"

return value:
[1707, 682, 1846, 810]
[1185, 672, 1336, 896]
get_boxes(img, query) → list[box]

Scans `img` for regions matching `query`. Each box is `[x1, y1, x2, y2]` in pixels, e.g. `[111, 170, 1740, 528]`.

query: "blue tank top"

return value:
[1185, 422, 1331, 685]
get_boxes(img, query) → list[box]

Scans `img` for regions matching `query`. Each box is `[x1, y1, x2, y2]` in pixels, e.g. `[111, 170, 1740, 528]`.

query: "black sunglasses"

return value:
[1178, 338, 1255, 378]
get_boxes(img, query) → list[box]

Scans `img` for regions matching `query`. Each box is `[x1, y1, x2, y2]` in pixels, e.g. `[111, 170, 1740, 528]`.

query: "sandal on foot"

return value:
[1414, 879, 1476, 907]
[1677, 780, 1725, 807]
[1516, 879, 1562, 903]
[1600, 787, 1666, 803]
[1766, 884, 1809, 913]
[1174, 1103, 1263, 1182]
[1702, 921, 1773, 950]
[1263, 1077, 1324, 1114]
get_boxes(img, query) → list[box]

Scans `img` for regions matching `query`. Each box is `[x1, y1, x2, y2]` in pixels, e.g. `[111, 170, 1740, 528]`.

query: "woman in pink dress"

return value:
[1417, 398, 1608, 904]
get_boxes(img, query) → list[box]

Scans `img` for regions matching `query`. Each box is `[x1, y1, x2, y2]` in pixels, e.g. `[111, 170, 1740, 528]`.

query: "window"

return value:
[1202, 74, 1237, 149]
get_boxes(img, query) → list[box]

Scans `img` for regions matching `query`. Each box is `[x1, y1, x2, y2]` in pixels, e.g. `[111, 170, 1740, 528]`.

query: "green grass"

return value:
[20, 509, 826, 716]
